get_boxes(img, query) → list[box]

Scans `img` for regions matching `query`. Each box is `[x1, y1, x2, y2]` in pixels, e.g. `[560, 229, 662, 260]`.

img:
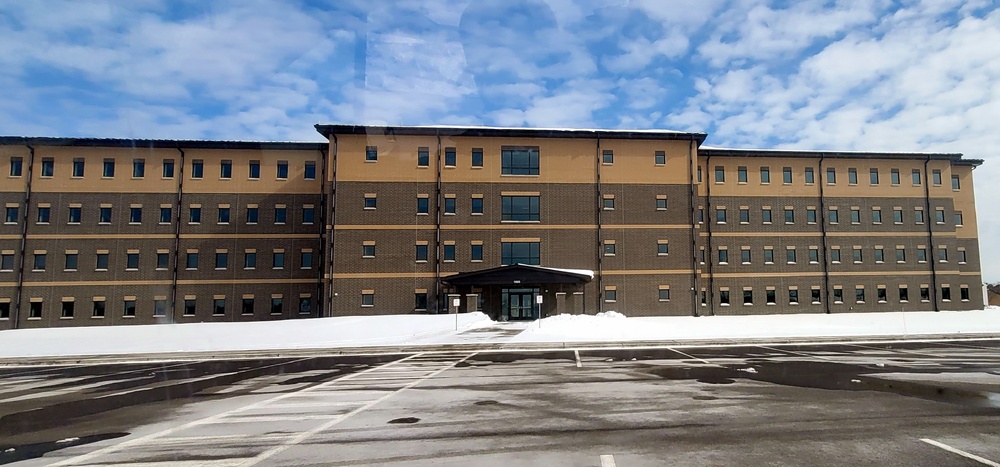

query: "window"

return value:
[126, 252, 139, 270]
[163, 159, 175, 178]
[129, 206, 142, 224]
[603, 197, 615, 210]
[848, 168, 858, 185]
[102, 159, 115, 177]
[10, 157, 22, 176]
[893, 209, 903, 223]
[415, 292, 429, 311]
[959, 249, 967, 264]
[274, 206, 287, 224]
[938, 247, 948, 262]
[826, 167, 836, 184]
[806, 208, 817, 224]
[302, 206, 315, 224]
[896, 248, 906, 262]
[764, 248, 774, 264]
[160, 207, 172, 224]
[156, 252, 168, 270]
[869, 168, 879, 185]
[741, 248, 751, 264]
[191, 159, 204, 179]
[244, 206, 258, 224]
[186, 252, 199, 269]
[154, 299, 168, 317]
[714, 166, 725, 182]
[361, 292, 375, 307]
[932, 170, 942, 186]
[935, 209, 945, 224]
[855, 287, 865, 303]
[604, 288, 617, 303]
[656, 288, 670, 301]
[215, 251, 227, 269]
[877, 287, 887, 303]
[272, 251, 285, 269]
[602, 150, 614, 164]
[716, 208, 726, 223]
[244, 251, 256, 269]
[417, 196, 429, 214]
[417, 147, 429, 167]
[213, 298, 226, 315]
[786, 248, 796, 264]
[951, 175, 960, 190]
[1, 253, 13, 271]
[64, 253, 78, 271]
[720, 290, 730, 306]
[917, 247, 927, 262]
[444, 244, 456, 261]
[415, 244, 428, 262]
[804, 167, 814, 184]
[656, 197, 667, 210]
[4, 206, 17, 224]
[500, 147, 538, 175]
[242, 298, 254, 315]
[189, 206, 201, 224]
[444, 197, 457, 215]
[471, 197, 483, 214]
[249, 160, 261, 179]
[941, 286, 951, 301]
[891, 169, 900, 185]
[604, 241, 617, 256]
[831, 248, 841, 263]
[299, 296, 312, 314]
[364, 195, 377, 209]
[850, 209, 860, 224]
[739, 208, 749, 223]
[789, 289, 799, 305]
[502, 196, 539, 221]
[365, 146, 378, 162]
[220, 160, 232, 179]
[271, 297, 283, 314]
[697, 166, 702, 182]
[41, 158, 54, 177]
[33, 252, 46, 271]
[68, 206, 82, 223]
[30, 301, 43, 318]
[811, 288, 821, 304]
[718, 248, 728, 264]
[96, 252, 109, 270]
[304, 161, 316, 180]
[833, 288, 843, 303]
[743, 289, 753, 305]
[920, 286, 930, 301]
[502, 242, 540, 265]
[853, 248, 862, 263]
[737, 166, 747, 183]
[92, 299, 105, 317]
[828, 208, 839, 224]
[445, 147, 457, 167]
[472, 148, 484, 167]
[132, 158, 145, 178]
[808, 247, 819, 263]
[72, 158, 85, 177]
[912, 169, 921, 185]
[874, 247, 884, 263]
[961, 286, 970, 301]
[783, 167, 792, 184]
[658, 242, 669, 255]
[61, 300, 75, 318]
[471, 244, 483, 261]
[123, 299, 136, 317]
[872, 208, 882, 224]
[784, 208, 794, 224]
[915, 208, 925, 224]
[761, 208, 772, 224]
[766, 289, 776, 305]
[654, 151, 665, 165]
[899, 287, 909, 302]
[363, 243, 376, 258]
[277, 160, 288, 179]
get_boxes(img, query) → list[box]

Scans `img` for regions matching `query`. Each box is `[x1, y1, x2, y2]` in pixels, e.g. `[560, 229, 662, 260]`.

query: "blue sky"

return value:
[1, 0, 998, 281]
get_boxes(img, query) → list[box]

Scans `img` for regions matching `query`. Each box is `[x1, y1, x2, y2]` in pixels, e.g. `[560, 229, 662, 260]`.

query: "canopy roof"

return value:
[442, 264, 594, 287]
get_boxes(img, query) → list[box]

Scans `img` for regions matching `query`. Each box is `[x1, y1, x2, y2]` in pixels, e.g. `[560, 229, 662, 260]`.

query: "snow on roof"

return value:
[699, 145, 960, 156]
[408, 124, 697, 134]
[523, 264, 595, 279]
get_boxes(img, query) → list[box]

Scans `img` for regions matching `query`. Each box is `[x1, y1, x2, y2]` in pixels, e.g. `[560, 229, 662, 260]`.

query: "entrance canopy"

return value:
[442, 264, 593, 287]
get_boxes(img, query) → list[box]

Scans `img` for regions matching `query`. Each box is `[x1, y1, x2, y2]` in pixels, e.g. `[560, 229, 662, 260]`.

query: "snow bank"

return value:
[511, 308, 1000, 343]
[0, 313, 492, 359]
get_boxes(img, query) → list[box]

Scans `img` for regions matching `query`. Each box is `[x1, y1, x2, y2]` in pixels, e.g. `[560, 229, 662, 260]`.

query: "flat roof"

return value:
[0, 136, 326, 151]
[700, 146, 982, 166]
[314, 124, 708, 143]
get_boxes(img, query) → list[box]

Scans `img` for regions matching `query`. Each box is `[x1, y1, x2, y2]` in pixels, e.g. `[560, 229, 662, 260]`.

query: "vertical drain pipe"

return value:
[818, 154, 831, 314]
[704, 153, 715, 316]
[434, 131, 443, 313]
[924, 156, 939, 311]
[316, 147, 328, 317]
[12, 143, 35, 329]
[170, 147, 186, 321]
[595, 134, 603, 314]
[686, 136, 699, 317]
[326, 135, 339, 317]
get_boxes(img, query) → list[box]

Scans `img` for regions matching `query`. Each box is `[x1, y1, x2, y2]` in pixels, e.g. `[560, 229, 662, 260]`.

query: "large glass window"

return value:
[501, 147, 539, 175]
[502, 242, 540, 265]
[502, 196, 540, 221]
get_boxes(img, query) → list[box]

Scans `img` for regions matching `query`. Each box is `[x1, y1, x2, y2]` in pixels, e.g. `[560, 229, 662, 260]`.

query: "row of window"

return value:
[0, 249, 314, 272]
[703, 245, 968, 266]
[704, 284, 971, 307]
[3, 204, 316, 226]
[364, 145, 670, 173]
[0, 294, 313, 320]
[7, 156, 317, 181]
[704, 206, 963, 227]
[387, 194, 667, 217]
[707, 165, 961, 190]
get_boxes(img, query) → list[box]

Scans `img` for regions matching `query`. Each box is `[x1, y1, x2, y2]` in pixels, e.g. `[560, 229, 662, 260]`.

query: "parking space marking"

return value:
[757, 345, 836, 362]
[666, 347, 717, 366]
[847, 343, 951, 359]
[574, 350, 582, 368]
[920, 438, 1000, 466]
[600, 454, 617, 467]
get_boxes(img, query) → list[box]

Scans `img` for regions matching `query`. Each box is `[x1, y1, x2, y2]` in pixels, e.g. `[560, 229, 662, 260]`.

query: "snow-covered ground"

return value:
[1, 308, 998, 360]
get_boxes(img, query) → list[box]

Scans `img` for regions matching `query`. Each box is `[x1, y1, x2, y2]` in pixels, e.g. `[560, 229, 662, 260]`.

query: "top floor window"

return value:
[9, 157, 22, 177]
[804, 167, 814, 184]
[276, 161, 288, 179]
[417, 147, 429, 167]
[501, 147, 539, 175]
[72, 158, 85, 177]
[912, 169, 922, 185]
[783, 167, 792, 184]
[714, 166, 725, 182]
[602, 150, 614, 164]
[760, 167, 770, 184]
[827, 167, 836, 184]
[472, 148, 484, 168]
[220, 160, 232, 179]
[133, 158, 145, 178]
[932, 169, 942, 186]
[103, 159, 115, 177]
[870, 168, 879, 185]
[163, 159, 175, 178]
[249, 160, 261, 179]
[304, 161, 316, 180]
[191, 160, 204, 179]
[40, 158, 54, 177]
[890, 168, 899, 185]
[951, 175, 960, 190]
[365, 146, 378, 162]
[848, 168, 858, 185]
[445, 147, 457, 167]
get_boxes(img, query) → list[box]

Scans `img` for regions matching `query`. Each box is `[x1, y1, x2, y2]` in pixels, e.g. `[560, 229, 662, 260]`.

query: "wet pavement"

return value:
[2, 339, 999, 466]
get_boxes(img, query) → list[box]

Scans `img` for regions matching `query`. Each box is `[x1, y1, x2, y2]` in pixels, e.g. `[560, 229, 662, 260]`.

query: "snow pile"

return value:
[0, 313, 492, 359]
[595, 311, 626, 319]
[511, 309, 1000, 343]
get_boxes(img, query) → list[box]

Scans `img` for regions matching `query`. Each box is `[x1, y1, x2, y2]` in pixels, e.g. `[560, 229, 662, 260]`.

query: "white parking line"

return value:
[574, 349, 582, 368]
[666, 347, 715, 366]
[600, 454, 617, 467]
[757, 345, 836, 362]
[920, 438, 1000, 466]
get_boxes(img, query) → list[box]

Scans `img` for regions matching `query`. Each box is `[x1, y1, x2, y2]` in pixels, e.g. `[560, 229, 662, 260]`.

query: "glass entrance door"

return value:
[502, 288, 538, 320]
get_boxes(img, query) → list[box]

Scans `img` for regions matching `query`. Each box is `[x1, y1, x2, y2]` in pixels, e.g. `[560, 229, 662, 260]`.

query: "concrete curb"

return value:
[3, 332, 999, 366]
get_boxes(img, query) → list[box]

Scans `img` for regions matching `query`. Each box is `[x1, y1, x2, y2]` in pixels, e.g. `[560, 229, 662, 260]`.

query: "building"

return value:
[0, 126, 984, 329]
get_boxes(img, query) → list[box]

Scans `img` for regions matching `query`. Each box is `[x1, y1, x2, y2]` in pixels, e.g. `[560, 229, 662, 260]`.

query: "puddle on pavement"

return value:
[0, 432, 128, 465]
[474, 400, 500, 406]
[387, 417, 420, 424]
[692, 395, 719, 401]
[647, 361, 1000, 409]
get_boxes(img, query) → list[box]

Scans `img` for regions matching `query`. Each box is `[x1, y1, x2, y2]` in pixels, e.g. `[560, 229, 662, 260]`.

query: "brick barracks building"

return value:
[0, 125, 984, 328]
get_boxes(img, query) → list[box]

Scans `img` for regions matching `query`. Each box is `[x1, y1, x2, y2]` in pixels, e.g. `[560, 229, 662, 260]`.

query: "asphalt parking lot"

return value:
[2, 340, 1000, 466]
